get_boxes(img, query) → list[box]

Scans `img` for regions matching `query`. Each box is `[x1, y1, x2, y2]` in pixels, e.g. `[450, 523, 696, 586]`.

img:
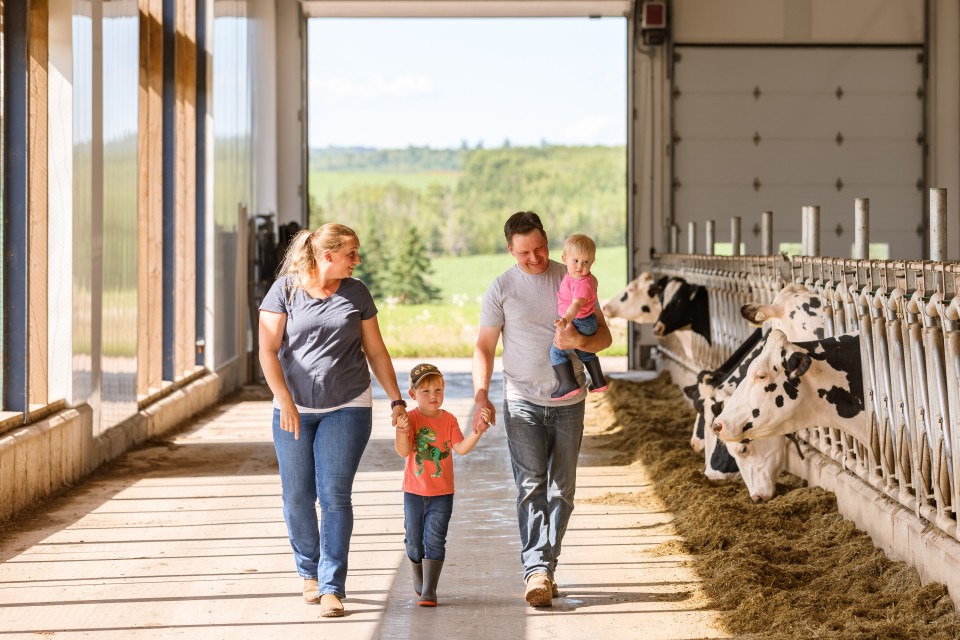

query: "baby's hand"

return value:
[554, 318, 568, 331]
[395, 414, 410, 436]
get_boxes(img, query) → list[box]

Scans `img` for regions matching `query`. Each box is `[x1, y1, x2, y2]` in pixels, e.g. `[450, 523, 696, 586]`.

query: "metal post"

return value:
[854, 197, 869, 260]
[668, 224, 679, 253]
[801, 206, 809, 255]
[761, 211, 773, 255]
[731, 216, 741, 256]
[930, 188, 947, 262]
[687, 221, 697, 254]
[808, 205, 820, 256]
[705, 220, 715, 256]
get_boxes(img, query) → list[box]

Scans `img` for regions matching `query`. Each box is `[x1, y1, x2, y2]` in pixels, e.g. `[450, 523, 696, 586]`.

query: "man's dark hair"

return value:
[504, 211, 546, 245]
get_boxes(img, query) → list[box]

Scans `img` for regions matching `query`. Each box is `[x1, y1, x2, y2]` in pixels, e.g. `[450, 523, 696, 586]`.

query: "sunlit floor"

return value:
[0, 358, 726, 639]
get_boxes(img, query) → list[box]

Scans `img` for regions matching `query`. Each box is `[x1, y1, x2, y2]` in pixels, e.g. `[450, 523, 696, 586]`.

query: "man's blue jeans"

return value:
[502, 398, 585, 581]
[403, 492, 454, 562]
[272, 407, 372, 599]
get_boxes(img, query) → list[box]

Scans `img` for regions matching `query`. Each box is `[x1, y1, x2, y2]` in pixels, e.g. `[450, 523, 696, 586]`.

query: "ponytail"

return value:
[277, 223, 359, 294]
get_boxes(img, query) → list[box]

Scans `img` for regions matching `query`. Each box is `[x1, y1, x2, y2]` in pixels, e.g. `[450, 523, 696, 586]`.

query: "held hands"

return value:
[395, 412, 411, 437]
[391, 403, 408, 427]
[472, 394, 495, 434]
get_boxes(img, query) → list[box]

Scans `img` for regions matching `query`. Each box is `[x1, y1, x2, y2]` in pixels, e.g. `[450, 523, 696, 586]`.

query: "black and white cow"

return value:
[601, 272, 669, 324]
[712, 329, 866, 445]
[653, 278, 711, 344]
[741, 283, 830, 340]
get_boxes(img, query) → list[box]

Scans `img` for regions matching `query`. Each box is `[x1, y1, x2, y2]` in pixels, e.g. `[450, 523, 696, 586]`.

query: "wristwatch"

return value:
[390, 399, 407, 409]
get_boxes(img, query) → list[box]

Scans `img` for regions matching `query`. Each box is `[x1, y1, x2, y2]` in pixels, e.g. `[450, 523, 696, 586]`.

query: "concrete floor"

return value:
[0, 358, 727, 639]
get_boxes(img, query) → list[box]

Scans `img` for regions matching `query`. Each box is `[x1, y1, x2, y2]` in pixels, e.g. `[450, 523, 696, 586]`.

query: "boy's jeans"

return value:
[272, 407, 372, 598]
[502, 397, 585, 581]
[550, 313, 598, 365]
[403, 492, 454, 562]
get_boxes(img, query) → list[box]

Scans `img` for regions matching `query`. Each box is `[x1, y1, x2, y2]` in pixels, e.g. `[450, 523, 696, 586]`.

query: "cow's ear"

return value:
[741, 303, 769, 325]
[682, 383, 698, 400]
[783, 351, 811, 379]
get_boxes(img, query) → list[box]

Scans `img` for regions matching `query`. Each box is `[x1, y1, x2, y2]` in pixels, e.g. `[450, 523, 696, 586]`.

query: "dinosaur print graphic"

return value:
[414, 426, 452, 478]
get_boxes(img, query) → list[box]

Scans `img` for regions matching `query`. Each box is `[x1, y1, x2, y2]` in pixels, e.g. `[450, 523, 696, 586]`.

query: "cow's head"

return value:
[653, 278, 702, 337]
[728, 437, 787, 503]
[712, 329, 863, 442]
[740, 284, 828, 341]
[684, 369, 717, 452]
[601, 272, 664, 324]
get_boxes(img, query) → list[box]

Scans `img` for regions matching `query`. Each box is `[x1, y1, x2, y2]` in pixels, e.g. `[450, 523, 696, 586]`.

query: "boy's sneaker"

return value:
[551, 579, 560, 597]
[524, 573, 553, 607]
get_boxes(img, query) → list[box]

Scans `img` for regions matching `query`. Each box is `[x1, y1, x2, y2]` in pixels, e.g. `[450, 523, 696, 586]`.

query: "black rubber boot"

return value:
[410, 559, 423, 596]
[551, 362, 580, 400]
[418, 559, 444, 606]
[584, 358, 608, 393]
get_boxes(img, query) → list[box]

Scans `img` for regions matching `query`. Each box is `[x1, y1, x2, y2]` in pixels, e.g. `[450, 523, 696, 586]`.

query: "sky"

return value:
[307, 18, 627, 150]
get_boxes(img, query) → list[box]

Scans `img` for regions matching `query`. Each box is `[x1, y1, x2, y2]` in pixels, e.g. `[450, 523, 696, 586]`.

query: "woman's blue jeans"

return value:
[502, 398, 585, 581]
[403, 492, 454, 562]
[272, 407, 372, 598]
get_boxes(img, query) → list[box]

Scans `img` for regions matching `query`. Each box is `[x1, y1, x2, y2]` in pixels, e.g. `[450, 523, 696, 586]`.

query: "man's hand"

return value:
[473, 391, 496, 433]
[553, 321, 581, 352]
[554, 317, 569, 331]
[395, 413, 410, 437]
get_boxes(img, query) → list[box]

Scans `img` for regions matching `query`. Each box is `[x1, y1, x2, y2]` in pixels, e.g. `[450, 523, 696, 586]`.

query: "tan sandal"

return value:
[320, 593, 344, 617]
[303, 578, 320, 604]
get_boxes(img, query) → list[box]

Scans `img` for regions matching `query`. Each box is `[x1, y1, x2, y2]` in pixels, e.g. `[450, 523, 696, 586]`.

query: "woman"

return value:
[259, 223, 407, 618]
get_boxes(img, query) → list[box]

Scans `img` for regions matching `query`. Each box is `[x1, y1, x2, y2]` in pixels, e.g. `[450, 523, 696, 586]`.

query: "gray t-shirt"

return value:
[479, 260, 585, 405]
[260, 275, 377, 409]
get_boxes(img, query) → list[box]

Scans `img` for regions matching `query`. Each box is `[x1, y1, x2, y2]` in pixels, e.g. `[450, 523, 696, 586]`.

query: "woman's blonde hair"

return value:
[278, 223, 358, 289]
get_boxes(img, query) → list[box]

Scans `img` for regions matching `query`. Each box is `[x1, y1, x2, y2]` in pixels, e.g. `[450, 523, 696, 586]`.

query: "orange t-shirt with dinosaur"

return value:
[402, 408, 464, 496]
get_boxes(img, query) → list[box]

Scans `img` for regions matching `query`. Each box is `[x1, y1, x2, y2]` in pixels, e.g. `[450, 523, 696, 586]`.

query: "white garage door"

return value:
[672, 46, 924, 260]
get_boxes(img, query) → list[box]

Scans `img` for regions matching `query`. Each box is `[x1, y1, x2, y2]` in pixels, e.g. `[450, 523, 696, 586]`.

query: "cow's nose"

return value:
[711, 419, 723, 434]
[750, 494, 766, 504]
[653, 322, 665, 336]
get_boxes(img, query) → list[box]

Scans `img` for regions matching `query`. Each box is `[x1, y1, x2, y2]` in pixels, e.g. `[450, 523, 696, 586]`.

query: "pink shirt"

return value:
[402, 409, 464, 496]
[557, 273, 598, 319]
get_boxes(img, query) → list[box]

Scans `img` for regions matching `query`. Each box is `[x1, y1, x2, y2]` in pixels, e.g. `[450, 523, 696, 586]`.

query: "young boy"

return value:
[550, 233, 608, 400]
[394, 363, 489, 607]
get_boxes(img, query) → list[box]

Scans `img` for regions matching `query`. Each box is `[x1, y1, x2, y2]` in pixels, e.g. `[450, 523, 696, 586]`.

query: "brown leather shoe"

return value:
[551, 579, 560, 597]
[524, 573, 553, 607]
[320, 593, 344, 617]
[303, 578, 320, 604]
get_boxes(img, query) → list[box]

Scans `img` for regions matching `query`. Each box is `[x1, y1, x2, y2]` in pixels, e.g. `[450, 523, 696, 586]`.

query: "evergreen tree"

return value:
[385, 227, 441, 304]
[353, 229, 387, 301]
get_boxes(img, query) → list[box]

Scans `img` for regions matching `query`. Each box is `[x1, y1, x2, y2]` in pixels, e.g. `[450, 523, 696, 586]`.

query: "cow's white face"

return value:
[729, 437, 787, 503]
[602, 272, 662, 324]
[713, 329, 862, 442]
[741, 284, 829, 342]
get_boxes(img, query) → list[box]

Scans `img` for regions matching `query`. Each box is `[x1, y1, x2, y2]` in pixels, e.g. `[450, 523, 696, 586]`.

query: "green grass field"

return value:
[309, 171, 461, 201]
[380, 246, 629, 357]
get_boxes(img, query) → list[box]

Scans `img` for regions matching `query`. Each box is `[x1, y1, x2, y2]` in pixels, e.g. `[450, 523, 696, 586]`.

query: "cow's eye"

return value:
[756, 372, 766, 381]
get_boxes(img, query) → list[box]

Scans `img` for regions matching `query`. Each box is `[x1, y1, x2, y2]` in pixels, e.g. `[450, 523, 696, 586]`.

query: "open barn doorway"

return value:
[303, 14, 631, 363]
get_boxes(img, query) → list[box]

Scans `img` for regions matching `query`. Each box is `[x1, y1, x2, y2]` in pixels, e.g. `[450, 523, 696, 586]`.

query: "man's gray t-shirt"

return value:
[479, 260, 585, 406]
[260, 275, 376, 409]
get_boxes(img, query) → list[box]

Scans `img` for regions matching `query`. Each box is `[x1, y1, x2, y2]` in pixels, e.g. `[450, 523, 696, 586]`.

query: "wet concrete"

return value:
[0, 358, 727, 639]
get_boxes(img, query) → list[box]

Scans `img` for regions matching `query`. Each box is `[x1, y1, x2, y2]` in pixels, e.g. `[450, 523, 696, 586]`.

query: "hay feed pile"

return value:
[586, 374, 960, 640]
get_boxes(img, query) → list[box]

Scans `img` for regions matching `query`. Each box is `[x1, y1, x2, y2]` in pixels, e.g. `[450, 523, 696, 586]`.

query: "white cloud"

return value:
[563, 115, 614, 142]
[312, 74, 435, 103]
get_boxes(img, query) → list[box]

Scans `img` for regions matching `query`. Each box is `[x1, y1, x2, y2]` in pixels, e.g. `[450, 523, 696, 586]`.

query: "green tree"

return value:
[384, 227, 441, 304]
[353, 228, 387, 300]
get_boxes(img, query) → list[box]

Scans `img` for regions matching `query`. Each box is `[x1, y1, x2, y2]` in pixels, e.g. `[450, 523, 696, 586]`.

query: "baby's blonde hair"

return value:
[563, 233, 596, 258]
[278, 223, 358, 289]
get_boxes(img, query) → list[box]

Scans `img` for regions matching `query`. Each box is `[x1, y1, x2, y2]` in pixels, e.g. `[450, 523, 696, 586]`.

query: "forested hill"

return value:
[308, 144, 626, 257]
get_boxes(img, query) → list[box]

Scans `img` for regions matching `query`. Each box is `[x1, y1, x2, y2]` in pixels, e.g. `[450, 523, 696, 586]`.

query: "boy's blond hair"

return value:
[413, 373, 444, 390]
[563, 233, 596, 258]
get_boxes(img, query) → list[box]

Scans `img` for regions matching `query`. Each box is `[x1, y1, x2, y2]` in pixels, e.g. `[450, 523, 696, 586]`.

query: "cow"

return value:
[712, 329, 866, 445]
[653, 278, 711, 344]
[741, 283, 830, 341]
[601, 272, 669, 324]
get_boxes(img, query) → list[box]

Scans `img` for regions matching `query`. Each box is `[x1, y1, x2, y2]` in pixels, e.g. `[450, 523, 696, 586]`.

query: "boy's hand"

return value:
[474, 407, 493, 434]
[395, 413, 410, 437]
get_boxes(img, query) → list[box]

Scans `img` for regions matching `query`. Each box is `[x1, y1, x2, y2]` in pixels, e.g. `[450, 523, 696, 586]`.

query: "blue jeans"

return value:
[550, 313, 598, 365]
[403, 492, 454, 562]
[272, 407, 372, 599]
[503, 398, 585, 581]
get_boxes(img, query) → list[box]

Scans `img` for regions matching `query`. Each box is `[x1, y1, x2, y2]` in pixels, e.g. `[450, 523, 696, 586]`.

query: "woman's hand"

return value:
[391, 403, 408, 427]
[278, 399, 301, 440]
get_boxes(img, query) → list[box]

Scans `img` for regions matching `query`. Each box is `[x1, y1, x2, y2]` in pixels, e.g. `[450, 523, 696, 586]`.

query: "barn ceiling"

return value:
[300, 0, 633, 18]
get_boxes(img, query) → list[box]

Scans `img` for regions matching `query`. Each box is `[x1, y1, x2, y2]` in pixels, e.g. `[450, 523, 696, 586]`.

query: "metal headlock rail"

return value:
[653, 197, 960, 543]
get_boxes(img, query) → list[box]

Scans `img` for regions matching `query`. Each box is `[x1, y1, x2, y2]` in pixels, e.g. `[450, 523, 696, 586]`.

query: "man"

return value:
[471, 211, 612, 607]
